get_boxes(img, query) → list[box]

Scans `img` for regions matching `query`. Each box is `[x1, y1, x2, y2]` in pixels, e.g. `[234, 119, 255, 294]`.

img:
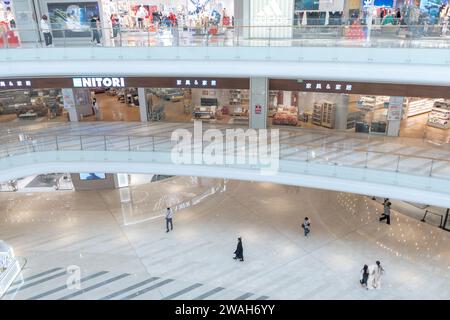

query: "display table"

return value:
[18, 112, 38, 120]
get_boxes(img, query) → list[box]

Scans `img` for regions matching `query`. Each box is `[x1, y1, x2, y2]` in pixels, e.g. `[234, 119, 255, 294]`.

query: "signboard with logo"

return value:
[73, 77, 125, 88]
[387, 96, 404, 121]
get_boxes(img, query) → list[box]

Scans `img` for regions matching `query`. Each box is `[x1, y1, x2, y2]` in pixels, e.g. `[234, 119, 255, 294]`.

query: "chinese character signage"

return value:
[0, 79, 33, 89]
[301, 81, 353, 93]
[175, 79, 218, 88]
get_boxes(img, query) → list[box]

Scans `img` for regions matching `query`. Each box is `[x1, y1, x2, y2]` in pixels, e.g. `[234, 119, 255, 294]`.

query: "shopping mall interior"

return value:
[2, 0, 450, 304]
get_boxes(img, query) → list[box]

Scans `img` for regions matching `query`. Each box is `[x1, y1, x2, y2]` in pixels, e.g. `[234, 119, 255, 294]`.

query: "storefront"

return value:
[11, 0, 235, 45]
[0, 76, 249, 125]
[268, 79, 450, 140]
[139, 77, 249, 125]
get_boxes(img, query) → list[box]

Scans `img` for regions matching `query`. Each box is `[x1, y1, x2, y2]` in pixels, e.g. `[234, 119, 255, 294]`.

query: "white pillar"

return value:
[387, 96, 404, 137]
[137, 88, 148, 122]
[62, 88, 79, 122]
[249, 77, 268, 129]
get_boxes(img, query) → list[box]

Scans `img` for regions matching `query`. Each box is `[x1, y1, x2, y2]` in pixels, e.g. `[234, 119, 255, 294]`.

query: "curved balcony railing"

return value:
[1, 133, 450, 182]
[2, 21, 450, 50]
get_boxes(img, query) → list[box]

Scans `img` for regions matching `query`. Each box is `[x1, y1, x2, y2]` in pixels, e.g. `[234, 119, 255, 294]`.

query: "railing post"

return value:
[56, 136, 59, 150]
[104, 136, 107, 151]
[268, 27, 271, 46]
[429, 159, 434, 177]
[365, 151, 369, 168]
[152, 136, 155, 151]
[119, 27, 122, 47]
[128, 136, 131, 151]
[396, 155, 400, 172]
[80, 136, 83, 150]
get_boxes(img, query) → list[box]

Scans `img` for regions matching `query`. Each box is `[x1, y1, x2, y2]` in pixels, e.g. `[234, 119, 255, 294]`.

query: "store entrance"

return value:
[81, 87, 140, 122]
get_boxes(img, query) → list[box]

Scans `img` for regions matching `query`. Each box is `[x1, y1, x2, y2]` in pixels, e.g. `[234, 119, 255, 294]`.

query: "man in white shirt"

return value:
[165, 207, 173, 233]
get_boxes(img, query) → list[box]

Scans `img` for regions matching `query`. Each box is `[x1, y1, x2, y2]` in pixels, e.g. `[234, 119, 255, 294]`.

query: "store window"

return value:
[268, 88, 450, 140]
[144, 87, 249, 125]
[268, 90, 389, 134]
[0, 89, 66, 123]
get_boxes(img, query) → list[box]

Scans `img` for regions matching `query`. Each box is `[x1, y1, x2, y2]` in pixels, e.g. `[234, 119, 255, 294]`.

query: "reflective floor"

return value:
[1, 177, 449, 300]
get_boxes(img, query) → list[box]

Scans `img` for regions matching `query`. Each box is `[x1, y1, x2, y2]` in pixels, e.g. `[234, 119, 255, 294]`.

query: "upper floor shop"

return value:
[1, 0, 450, 49]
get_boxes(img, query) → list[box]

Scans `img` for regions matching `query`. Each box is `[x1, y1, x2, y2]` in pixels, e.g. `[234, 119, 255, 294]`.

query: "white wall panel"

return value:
[249, 0, 293, 38]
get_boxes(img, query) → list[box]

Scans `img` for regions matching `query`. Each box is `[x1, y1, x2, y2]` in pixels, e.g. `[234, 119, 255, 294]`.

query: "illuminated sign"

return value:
[73, 77, 125, 88]
[0, 79, 32, 88]
[303, 81, 353, 93]
[176, 79, 217, 87]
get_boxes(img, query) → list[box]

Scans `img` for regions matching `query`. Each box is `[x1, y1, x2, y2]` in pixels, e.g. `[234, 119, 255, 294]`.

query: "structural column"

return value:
[137, 88, 149, 122]
[387, 96, 404, 137]
[61, 88, 79, 122]
[249, 77, 268, 129]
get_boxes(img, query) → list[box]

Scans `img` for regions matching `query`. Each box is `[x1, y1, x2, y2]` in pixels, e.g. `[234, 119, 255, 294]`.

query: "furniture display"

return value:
[427, 101, 450, 129]
[321, 102, 336, 129]
[312, 103, 323, 126]
[272, 106, 298, 126]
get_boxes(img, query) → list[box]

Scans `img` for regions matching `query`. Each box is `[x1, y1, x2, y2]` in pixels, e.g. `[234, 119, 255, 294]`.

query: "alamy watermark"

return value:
[171, 120, 280, 174]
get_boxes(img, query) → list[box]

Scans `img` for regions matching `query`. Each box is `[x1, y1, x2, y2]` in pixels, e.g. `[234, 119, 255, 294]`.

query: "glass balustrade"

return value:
[1, 21, 450, 50]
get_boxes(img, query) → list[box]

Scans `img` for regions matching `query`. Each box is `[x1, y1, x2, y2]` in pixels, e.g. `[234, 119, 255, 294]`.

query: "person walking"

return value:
[92, 98, 101, 120]
[360, 264, 369, 289]
[373, 261, 385, 289]
[302, 217, 311, 237]
[40, 15, 53, 47]
[379, 201, 391, 225]
[165, 207, 173, 233]
[233, 237, 244, 261]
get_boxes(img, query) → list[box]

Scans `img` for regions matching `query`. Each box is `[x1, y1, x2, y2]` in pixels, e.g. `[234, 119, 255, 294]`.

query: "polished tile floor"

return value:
[1, 177, 449, 300]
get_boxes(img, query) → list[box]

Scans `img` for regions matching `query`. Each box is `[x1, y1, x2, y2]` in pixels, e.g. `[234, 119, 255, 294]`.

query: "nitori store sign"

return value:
[73, 77, 125, 88]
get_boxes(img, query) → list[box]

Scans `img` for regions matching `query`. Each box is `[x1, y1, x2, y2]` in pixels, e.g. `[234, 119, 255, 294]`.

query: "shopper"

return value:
[90, 15, 101, 45]
[165, 207, 173, 233]
[373, 261, 385, 289]
[136, 5, 147, 29]
[92, 98, 100, 120]
[233, 237, 244, 261]
[111, 14, 120, 38]
[40, 15, 53, 47]
[6, 7, 15, 29]
[379, 201, 391, 225]
[302, 217, 311, 237]
[360, 264, 369, 289]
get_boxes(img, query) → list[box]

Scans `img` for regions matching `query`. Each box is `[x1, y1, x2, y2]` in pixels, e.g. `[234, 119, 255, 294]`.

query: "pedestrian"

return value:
[165, 207, 173, 233]
[360, 264, 369, 289]
[302, 217, 311, 237]
[373, 261, 385, 289]
[90, 15, 101, 45]
[40, 15, 53, 47]
[233, 237, 244, 261]
[111, 14, 120, 38]
[379, 201, 391, 225]
[92, 98, 100, 120]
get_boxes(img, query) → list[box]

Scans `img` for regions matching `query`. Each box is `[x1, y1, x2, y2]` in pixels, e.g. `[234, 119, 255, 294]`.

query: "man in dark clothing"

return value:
[90, 15, 101, 44]
[233, 237, 244, 261]
[379, 201, 391, 225]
